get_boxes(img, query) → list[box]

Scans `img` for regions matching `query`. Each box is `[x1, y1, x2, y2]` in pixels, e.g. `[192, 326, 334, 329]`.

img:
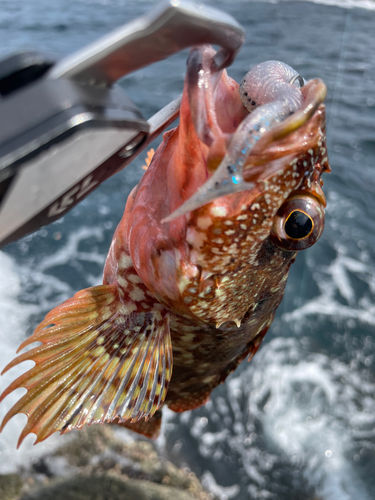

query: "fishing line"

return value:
[327, 7, 352, 135]
[295, 7, 352, 303]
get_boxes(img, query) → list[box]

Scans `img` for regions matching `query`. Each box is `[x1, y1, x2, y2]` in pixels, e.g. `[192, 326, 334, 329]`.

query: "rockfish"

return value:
[0, 46, 329, 445]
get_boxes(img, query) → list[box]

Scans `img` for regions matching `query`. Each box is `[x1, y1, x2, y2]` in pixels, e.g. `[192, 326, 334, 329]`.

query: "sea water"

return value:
[0, 1, 375, 498]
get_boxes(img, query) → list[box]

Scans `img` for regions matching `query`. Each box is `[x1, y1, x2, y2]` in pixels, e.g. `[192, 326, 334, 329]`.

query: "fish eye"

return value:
[270, 194, 325, 251]
[284, 210, 313, 239]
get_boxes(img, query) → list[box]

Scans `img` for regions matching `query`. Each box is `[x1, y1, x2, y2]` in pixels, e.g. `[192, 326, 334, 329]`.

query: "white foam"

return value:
[248, 338, 375, 499]
[293, 0, 375, 11]
[201, 471, 240, 500]
[274, 0, 375, 11]
[211, 0, 375, 12]
[0, 251, 74, 473]
[38, 227, 104, 273]
[175, 337, 375, 499]
[284, 253, 375, 326]
[0, 226, 107, 473]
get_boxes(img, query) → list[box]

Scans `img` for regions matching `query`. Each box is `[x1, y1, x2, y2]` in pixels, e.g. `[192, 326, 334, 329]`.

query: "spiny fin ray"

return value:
[0, 283, 172, 446]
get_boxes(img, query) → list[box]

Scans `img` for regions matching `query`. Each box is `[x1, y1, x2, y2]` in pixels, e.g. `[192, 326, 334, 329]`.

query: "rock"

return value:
[20, 475, 197, 500]
[50, 425, 212, 499]
[0, 473, 23, 500]
[9, 425, 214, 500]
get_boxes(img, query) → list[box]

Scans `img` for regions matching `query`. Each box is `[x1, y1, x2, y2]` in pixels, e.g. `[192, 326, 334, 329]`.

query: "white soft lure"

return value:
[164, 60, 305, 222]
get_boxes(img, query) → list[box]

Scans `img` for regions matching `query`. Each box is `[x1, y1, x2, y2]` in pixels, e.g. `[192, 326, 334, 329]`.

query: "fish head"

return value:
[125, 46, 330, 326]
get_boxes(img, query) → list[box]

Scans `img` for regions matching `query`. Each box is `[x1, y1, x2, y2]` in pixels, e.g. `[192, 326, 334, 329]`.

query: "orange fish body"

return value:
[0, 46, 330, 445]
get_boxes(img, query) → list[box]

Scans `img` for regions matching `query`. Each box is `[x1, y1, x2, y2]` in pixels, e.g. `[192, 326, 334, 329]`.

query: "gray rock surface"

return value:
[20, 475, 197, 500]
[0, 425, 213, 500]
[0, 473, 23, 500]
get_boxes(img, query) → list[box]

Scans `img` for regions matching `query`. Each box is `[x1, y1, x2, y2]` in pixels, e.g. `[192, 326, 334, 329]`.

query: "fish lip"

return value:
[217, 79, 329, 207]
[243, 79, 327, 166]
[209, 78, 328, 185]
[241, 104, 329, 188]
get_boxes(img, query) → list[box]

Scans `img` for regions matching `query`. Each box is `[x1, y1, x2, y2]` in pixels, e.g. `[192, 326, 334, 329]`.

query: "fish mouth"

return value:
[163, 47, 327, 223]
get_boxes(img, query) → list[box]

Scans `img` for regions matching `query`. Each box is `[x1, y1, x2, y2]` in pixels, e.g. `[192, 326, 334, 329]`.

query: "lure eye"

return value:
[270, 194, 325, 251]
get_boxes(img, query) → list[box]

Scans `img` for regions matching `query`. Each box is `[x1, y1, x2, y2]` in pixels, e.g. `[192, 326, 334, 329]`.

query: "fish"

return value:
[0, 45, 330, 446]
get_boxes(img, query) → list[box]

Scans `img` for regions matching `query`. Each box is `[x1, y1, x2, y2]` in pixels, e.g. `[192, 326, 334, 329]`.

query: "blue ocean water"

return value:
[0, 1, 375, 499]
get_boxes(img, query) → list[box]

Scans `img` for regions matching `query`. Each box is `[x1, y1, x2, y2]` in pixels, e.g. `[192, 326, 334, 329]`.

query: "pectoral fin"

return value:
[0, 283, 172, 446]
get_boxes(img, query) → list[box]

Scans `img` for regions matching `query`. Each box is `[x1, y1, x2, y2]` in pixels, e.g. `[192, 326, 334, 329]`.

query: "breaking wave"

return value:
[278, 0, 375, 12]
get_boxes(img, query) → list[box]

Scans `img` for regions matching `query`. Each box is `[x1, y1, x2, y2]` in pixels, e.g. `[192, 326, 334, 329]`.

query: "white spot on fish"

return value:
[117, 276, 128, 289]
[127, 274, 142, 284]
[210, 206, 228, 218]
[119, 254, 133, 270]
[196, 216, 212, 229]
[187, 227, 206, 248]
[121, 302, 137, 315]
[130, 287, 146, 302]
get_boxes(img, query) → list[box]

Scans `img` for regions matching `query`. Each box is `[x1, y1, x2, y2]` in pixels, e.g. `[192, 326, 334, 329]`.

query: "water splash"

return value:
[163, 337, 375, 499]
[0, 227, 107, 472]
